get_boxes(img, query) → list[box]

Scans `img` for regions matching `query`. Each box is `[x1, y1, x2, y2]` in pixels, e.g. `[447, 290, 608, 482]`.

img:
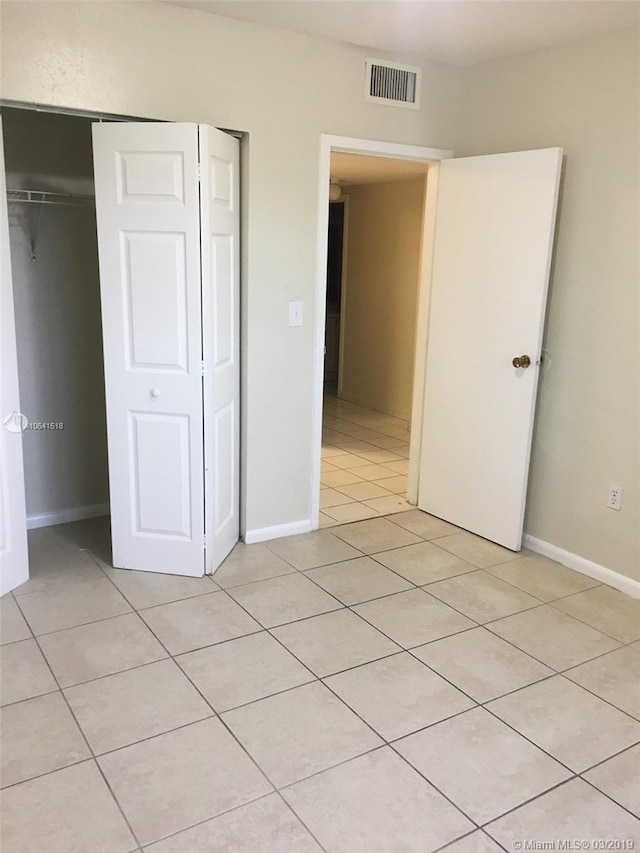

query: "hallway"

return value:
[320, 393, 412, 526]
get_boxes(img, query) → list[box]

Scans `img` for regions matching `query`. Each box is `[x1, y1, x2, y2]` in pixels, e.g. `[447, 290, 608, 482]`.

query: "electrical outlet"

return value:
[607, 485, 623, 511]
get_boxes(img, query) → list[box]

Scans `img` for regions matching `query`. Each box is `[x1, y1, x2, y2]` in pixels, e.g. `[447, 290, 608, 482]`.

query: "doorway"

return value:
[312, 136, 452, 528]
[319, 152, 430, 526]
[3, 106, 113, 582]
[314, 136, 563, 554]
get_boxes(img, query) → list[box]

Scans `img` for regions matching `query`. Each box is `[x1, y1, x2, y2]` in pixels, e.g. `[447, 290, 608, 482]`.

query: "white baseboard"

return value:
[244, 519, 313, 545]
[27, 503, 110, 530]
[524, 534, 640, 599]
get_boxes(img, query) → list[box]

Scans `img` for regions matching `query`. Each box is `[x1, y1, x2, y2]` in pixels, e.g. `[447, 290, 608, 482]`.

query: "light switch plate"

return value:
[289, 301, 303, 327]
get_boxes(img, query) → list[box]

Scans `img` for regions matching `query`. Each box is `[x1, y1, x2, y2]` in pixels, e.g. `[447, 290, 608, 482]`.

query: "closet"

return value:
[3, 107, 110, 553]
[3, 109, 242, 587]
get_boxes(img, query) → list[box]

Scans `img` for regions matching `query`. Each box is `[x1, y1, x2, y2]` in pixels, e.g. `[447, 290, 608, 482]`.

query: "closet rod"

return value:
[7, 189, 94, 207]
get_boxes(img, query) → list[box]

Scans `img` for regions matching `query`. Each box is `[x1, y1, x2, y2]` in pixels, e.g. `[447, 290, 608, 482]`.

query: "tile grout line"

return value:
[578, 767, 640, 824]
[479, 776, 589, 837]
[576, 739, 640, 774]
[10, 528, 632, 768]
[130, 790, 277, 851]
[140, 787, 331, 853]
[75, 511, 626, 653]
[477, 565, 602, 604]
[10, 538, 636, 722]
[8, 592, 145, 852]
[6, 675, 637, 844]
[15, 599, 135, 639]
[200, 581, 480, 836]
[478, 620, 638, 698]
[553, 670, 640, 724]
[432, 829, 512, 853]
[292, 479, 640, 821]
[283, 742, 481, 849]
[253, 532, 640, 726]
[278, 563, 640, 797]
[478, 700, 640, 805]
[545, 596, 636, 645]
[87, 566, 303, 850]
[11, 565, 110, 599]
[92, 563, 334, 853]
[323, 425, 410, 443]
[328, 580, 542, 674]
[19, 526, 629, 665]
[1, 697, 217, 760]
[271, 789, 330, 853]
[17, 583, 221, 642]
[314, 690, 484, 835]
[42, 583, 635, 762]
[190, 591, 364, 853]
[10, 518, 639, 847]
[319, 425, 411, 522]
[481, 767, 640, 834]
[219, 582, 487, 834]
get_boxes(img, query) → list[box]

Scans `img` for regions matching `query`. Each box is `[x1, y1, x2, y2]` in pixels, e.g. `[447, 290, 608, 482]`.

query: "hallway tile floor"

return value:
[1, 516, 639, 851]
[320, 393, 412, 526]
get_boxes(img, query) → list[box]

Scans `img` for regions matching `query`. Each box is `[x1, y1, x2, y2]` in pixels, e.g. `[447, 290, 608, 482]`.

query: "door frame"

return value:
[1, 99, 246, 558]
[312, 134, 452, 527]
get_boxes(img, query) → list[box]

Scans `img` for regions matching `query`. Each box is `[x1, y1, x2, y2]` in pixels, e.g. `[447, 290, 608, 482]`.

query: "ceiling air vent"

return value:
[365, 59, 421, 109]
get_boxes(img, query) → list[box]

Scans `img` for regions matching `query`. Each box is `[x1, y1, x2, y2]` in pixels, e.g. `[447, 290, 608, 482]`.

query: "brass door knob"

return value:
[512, 355, 531, 369]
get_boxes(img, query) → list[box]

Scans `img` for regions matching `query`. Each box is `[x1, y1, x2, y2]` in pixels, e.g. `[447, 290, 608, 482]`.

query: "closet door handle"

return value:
[150, 388, 161, 398]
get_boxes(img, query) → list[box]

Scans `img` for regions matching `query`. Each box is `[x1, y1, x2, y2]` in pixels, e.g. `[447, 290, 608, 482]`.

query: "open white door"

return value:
[93, 122, 206, 576]
[0, 115, 29, 594]
[199, 126, 240, 573]
[418, 148, 562, 551]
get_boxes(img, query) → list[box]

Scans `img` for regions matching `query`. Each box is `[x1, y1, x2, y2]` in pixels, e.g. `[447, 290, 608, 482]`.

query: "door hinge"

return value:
[201, 360, 205, 377]
[203, 534, 207, 549]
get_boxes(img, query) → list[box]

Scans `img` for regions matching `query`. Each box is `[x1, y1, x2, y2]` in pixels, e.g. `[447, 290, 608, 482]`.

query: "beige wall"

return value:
[457, 29, 639, 581]
[340, 177, 426, 420]
[0, 0, 463, 537]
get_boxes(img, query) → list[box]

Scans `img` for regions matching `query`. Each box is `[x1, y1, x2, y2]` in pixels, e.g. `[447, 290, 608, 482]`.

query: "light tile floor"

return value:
[1, 516, 639, 851]
[319, 392, 412, 526]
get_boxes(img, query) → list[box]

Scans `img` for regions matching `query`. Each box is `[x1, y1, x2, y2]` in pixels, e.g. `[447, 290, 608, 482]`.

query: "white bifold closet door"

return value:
[92, 122, 239, 577]
[418, 148, 563, 552]
[0, 116, 29, 595]
[199, 126, 240, 574]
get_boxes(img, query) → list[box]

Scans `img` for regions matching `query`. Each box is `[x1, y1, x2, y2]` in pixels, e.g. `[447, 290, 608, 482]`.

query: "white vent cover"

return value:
[365, 59, 421, 109]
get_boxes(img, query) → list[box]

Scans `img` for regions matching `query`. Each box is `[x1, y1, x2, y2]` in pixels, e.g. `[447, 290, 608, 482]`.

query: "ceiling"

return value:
[330, 152, 429, 185]
[166, 0, 639, 66]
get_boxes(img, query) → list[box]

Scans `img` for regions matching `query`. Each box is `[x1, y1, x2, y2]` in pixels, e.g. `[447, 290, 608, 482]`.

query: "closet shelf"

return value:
[7, 189, 94, 207]
[7, 189, 95, 262]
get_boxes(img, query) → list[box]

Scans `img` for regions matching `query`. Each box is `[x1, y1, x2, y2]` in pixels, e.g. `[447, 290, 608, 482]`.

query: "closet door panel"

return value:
[123, 231, 189, 370]
[93, 122, 204, 576]
[199, 125, 240, 573]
